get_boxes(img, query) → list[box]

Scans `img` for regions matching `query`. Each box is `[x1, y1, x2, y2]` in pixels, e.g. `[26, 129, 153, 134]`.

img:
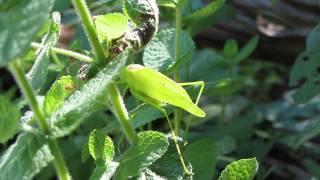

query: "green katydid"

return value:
[120, 64, 206, 175]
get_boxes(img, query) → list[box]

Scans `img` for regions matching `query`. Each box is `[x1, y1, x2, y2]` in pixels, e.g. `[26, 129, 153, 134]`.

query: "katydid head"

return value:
[120, 64, 144, 82]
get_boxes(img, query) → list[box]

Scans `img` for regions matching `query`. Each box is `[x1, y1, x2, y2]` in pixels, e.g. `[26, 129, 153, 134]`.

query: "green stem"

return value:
[71, 0, 108, 65]
[174, 2, 182, 135]
[9, 61, 71, 180]
[9, 61, 49, 133]
[108, 83, 136, 144]
[31, 42, 94, 63]
[219, 96, 228, 126]
[72, 0, 136, 144]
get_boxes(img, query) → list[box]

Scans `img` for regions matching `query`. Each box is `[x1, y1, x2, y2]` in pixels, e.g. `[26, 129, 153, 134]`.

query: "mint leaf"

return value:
[184, 139, 217, 180]
[232, 36, 259, 64]
[0, 0, 55, 66]
[218, 158, 258, 180]
[50, 51, 128, 138]
[0, 95, 20, 143]
[183, 0, 225, 23]
[143, 28, 195, 73]
[88, 129, 114, 163]
[117, 131, 169, 177]
[95, 13, 128, 43]
[224, 39, 238, 58]
[26, 12, 61, 91]
[0, 133, 53, 179]
[44, 75, 78, 116]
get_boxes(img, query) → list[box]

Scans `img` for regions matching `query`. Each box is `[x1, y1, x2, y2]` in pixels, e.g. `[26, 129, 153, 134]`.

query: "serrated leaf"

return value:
[88, 129, 114, 163]
[143, 28, 195, 73]
[117, 131, 169, 178]
[0, 133, 53, 180]
[95, 13, 128, 43]
[0, 0, 55, 66]
[218, 158, 258, 180]
[224, 39, 238, 58]
[0, 95, 20, 143]
[183, 0, 225, 23]
[184, 139, 217, 180]
[90, 161, 119, 180]
[232, 36, 259, 64]
[44, 75, 78, 116]
[26, 12, 61, 91]
[50, 51, 128, 138]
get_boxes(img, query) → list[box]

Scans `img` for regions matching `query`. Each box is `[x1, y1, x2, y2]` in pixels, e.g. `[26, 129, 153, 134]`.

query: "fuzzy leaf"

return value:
[44, 75, 78, 116]
[50, 52, 128, 138]
[143, 28, 195, 73]
[95, 13, 128, 43]
[0, 95, 20, 143]
[218, 158, 258, 180]
[117, 131, 169, 177]
[0, 133, 53, 180]
[26, 12, 61, 91]
[0, 0, 55, 66]
[88, 129, 114, 163]
[184, 139, 217, 180]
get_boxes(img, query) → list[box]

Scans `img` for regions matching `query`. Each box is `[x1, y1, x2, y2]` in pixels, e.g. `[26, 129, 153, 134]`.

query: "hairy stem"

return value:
[73, 0, 136, 143]
[71, 0, 108, 65]
[174, 2, 182, 135]
[31, 42, 93, 63]
[108, 83, 136, 144]
[9, 61, 71, 180]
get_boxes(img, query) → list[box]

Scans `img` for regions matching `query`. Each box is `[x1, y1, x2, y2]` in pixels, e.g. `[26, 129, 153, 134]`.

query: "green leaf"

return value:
[183, 0, 225, 23]
[0, 133, 53, 180]
[95, 13, 128, 43]
[26, 12, 61, 91]
[232, 36, 259, 64]
[0, 0, 55, 66]
[143, 28, 195, 73]
[293, 75, 320, 104]
[218, 158, 258, 180]
[117, 131, 169, 177]
[224, 39, 238, 58]
[216, 136, 237, 155]
[44, 75, 78, 116]
[306, 24, 320, 54]
[90, 161, 119, 180]
[50, 51, 128, 138]
[88, 129, 114, 163]
[302, 158, 320, 179]
[184, 139, 217, 180]
[156, 0, 176, 8]
[122, 0, 158, 26]
[138, 168, 165, 180]
[0, 95, 20, 143]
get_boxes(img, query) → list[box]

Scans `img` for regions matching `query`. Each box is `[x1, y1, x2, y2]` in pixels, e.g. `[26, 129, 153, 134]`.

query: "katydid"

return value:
[120, 64, 206, 175]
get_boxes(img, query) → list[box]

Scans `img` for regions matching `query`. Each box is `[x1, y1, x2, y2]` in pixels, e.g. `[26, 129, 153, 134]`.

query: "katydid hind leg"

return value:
[158, 108, 193, 176]
[179, 81, 204, 105]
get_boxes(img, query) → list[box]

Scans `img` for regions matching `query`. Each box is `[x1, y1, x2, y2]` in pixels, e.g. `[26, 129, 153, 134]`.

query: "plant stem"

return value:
[219, 96, 228, 126]
[174, 1, 182, 135]
[9, 61, 71, 180]
[9, 61, 49, 133]
[31, 42, 94, 63]
[108, 83, 136, 144]
[71, 0, 108, 65]
[72, 0, 136, 143]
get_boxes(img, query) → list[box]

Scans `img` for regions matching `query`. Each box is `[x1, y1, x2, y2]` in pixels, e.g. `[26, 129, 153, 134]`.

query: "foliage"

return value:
[0, 0, 319, 179]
